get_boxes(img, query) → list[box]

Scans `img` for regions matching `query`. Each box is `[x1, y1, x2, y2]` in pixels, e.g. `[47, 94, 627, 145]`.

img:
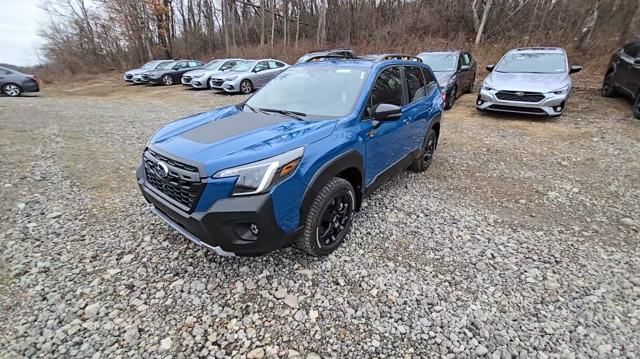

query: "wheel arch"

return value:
[300, 150, 365, 221]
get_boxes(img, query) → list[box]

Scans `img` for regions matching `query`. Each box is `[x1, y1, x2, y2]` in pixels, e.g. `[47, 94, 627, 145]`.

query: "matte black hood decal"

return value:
[180, 110, 291, 144]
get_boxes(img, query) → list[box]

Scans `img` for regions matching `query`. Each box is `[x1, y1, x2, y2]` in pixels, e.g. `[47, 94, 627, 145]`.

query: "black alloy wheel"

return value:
[409, 128, 437, 172]
[296, 177, 355, 256]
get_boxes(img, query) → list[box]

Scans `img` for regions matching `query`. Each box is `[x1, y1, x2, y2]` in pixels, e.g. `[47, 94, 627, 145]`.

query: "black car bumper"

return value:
[22, 79, 40, 93]
[136, 165, 302, 256]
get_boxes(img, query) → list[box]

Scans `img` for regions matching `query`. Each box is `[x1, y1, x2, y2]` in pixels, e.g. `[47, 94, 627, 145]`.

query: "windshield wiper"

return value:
[259, 108, 307, 121]
[244, 103, 270, 115]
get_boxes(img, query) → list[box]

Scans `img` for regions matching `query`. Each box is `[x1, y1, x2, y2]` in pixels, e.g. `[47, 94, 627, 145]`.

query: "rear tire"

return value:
[2, 83, 22, 97]
[409, 128, 437, 172]
[634, 93, 640, 119]
[240, 79, 254, 94]
[601, 72, 617, 98]
[296, 177, 355, 257]
[444, 86, 456, 110]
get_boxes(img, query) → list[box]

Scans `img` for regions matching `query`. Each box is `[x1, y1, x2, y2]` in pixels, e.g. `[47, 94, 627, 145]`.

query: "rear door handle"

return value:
[367, 130, 376, 138]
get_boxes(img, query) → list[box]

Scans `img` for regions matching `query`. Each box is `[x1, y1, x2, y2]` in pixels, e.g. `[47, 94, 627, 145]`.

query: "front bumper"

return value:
[22, 79, 40, 93]
[181, 76, 193, 86]
[191, 79, 209, 89]
[133, 75, 148, 84]
[211, 79, 239, 93]
[476, 88, 568, 116]
[136, 164, 302, 256]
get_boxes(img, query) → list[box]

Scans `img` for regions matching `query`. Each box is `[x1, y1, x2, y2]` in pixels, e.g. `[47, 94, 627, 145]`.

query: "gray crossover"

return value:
[477, 47, 582, 117]
[209, 59, 289, 94]
[181, 58, 243, 89]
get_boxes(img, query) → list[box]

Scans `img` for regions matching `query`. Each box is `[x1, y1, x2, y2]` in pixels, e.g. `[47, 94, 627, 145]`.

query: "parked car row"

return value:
[124, 57, 289, 94]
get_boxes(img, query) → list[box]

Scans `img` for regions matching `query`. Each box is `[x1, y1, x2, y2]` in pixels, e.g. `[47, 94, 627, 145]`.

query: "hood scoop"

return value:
[180, 111, 291, 144]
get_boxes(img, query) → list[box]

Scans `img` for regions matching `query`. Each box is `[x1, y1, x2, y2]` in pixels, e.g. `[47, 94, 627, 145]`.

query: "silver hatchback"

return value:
[477, 48, 582, 117]
[209, 59, 289, 94]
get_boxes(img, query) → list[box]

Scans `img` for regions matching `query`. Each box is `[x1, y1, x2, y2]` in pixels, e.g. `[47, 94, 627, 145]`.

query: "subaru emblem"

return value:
[515, 92, 525, 97]
[154, 161, 169, 178]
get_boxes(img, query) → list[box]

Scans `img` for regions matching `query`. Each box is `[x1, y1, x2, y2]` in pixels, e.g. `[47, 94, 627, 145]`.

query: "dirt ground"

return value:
[1, 74, 639, 357]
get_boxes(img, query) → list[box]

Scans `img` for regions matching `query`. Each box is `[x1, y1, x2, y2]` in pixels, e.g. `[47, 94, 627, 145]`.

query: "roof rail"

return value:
[377, 54, 423, 62]
[304, 54, 355, 62]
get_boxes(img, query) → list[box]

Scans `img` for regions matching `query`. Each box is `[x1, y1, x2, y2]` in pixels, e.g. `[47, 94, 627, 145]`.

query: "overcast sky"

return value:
[0, 0, 47, 66]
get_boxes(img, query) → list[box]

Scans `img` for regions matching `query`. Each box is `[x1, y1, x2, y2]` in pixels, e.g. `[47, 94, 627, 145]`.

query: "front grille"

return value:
[488, 104, 547, 114]
[211, 79, 224, 87]
[143, 150, 204, 211]
[125, 74, 133, 80]
[496, 91, 545, 103]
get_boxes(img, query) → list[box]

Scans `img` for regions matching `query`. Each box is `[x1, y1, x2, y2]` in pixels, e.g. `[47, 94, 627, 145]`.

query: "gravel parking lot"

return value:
[1, 79, 639, 358]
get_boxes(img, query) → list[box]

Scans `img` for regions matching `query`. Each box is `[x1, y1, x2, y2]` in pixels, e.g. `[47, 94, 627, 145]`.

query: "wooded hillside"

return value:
[40, 0, 640, 73]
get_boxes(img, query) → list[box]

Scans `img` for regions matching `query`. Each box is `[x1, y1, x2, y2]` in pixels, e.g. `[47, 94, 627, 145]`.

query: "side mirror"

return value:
[634, 58, 640, 65]
[173, 66, 180, 70]
[570, 65, 583, 74]
[460, 65, 471, 72]
[486, 64, 495, 72]
[374, 103, 402, 121]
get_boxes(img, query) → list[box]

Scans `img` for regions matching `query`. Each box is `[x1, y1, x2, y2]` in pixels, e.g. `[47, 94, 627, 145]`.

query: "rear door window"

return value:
[462, 53, 472, 66]
[254, 61, 269, 72]
[268, 61, 285, 69]
[420, 68, 438, 93]
[404, 66, 426, 103]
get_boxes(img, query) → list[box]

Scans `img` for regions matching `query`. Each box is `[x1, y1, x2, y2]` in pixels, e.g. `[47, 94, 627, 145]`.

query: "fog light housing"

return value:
[234, 223, 259, 241]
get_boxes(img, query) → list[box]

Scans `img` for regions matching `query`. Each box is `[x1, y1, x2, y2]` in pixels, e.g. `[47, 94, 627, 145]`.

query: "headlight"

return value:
[224, 76, 238, 81]
[550, 87, 569, 95]
[482, 84, 495, 91]
[213, 147, 304, 196]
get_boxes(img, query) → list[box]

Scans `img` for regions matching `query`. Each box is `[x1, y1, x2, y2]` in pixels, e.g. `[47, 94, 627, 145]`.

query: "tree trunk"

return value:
[474, 0, 493, 45]
[578, 0, 600, 51]
[295, 0, 300, 50]
[620, 0, 640, 43]
[260, 0, 265, 46]
[270, 0, 275, 53]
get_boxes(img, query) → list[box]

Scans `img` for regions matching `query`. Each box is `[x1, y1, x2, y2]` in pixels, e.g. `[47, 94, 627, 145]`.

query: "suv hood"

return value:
[149, 106, 337, 176]
[485, 72, 569, 92]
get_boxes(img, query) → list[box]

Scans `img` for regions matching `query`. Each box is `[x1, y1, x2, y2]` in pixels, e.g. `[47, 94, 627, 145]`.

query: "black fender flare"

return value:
[300, 149, 365, 220]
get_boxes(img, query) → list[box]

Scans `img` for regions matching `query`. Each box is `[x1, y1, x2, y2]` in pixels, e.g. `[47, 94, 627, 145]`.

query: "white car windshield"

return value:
[141, 61, 159, 69]
[245, 66, 370, 117]
[496, 53, 567, 74]
[231, 61, 256, 72]
[418, 53, 457, 72]
[203, 60, 222, 70]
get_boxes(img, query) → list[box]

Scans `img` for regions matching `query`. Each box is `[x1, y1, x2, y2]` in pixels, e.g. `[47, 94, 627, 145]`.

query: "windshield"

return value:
[496, 52, 567, 73]
[246, 66, 370, 117]
[203, 60, 222, 70]
[231, 61, 256, 72]
[141, 61, 159, 69]
[156, 61, 176, 69]
[417, 53, 457, 72]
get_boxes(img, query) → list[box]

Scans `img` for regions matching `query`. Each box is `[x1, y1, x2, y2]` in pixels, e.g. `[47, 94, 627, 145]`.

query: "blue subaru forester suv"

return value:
[137, 55, 444, 257]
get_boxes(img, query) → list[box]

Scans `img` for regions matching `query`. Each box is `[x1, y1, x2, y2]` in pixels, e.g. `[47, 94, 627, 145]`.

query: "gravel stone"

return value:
[1, 89, 638, 358]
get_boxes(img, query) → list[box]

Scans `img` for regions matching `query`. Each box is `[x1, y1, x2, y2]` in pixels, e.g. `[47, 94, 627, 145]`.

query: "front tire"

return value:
[444, 86, 456, 110]
[633, 93, 640, 119]
[601, 72, 617, 98]
[296, 177, 355, 257]
[409, 128, 437, 172]
[240, 79, 254, 94]
[2, 83, 22, 97]
[162, 75, 174, 86]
